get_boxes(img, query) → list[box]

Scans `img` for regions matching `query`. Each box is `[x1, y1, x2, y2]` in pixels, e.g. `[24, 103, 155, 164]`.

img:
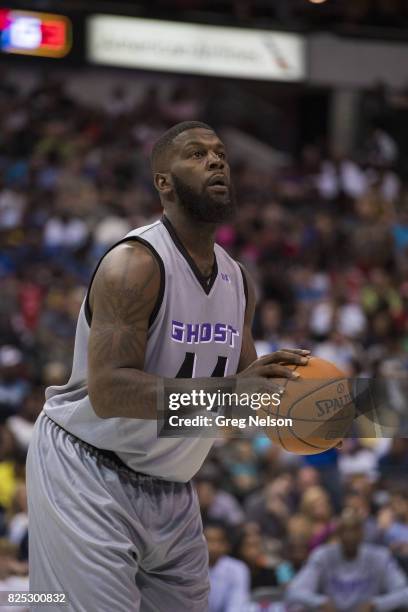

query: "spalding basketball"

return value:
[261, 357, 354, 455]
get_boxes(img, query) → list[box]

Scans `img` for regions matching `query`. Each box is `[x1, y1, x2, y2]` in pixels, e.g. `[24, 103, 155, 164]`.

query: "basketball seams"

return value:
[259, 359, 354, 454]
[287, 377, 352, 423]
[286, 375, 350, 450]
[255, 358, 354, 454]
[281, 363, 336, 451]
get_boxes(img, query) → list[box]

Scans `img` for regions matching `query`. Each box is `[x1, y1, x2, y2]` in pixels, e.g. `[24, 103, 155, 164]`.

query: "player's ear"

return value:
[154, 173, 172, 194]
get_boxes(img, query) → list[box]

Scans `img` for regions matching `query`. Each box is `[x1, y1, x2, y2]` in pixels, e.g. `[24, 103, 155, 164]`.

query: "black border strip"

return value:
[161, 215, 218, 295]
[84, 236, 165, 329]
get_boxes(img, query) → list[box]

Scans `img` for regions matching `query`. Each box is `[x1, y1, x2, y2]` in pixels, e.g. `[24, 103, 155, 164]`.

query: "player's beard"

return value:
[171, 174, 237, 223]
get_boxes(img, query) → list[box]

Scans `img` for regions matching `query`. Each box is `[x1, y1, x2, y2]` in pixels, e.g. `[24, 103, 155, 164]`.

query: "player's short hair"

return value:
[151, 121, 215, 172]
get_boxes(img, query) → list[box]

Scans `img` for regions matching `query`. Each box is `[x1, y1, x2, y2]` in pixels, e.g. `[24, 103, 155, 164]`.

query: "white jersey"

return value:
[44, 217, 247, 481]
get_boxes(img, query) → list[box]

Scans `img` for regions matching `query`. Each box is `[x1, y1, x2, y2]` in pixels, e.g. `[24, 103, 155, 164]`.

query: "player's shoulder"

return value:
[98, 219, 164, 281]
[88, 229, 163, 313]
[100, 240, 159, 284]
[125, 218, 164, 242]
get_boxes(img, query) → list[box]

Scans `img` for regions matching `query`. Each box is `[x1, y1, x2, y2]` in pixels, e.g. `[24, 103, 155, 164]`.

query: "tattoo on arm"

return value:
[90, 253, 157, 364]
[88, 242, 162, 418]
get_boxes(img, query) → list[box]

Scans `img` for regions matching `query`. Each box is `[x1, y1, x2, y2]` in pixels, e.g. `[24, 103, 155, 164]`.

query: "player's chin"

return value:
[199, 208, 235, 225]
[208, 192, 233, 211]
[211, 195, 231, 208]
[210, 201, 236, 222]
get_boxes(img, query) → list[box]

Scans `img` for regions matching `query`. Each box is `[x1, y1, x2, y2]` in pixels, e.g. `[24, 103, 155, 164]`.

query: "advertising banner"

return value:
[87, 15, 305, 82]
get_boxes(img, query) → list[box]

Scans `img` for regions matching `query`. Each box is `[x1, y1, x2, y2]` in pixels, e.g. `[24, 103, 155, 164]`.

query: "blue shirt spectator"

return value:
[205, 521, 250, 612]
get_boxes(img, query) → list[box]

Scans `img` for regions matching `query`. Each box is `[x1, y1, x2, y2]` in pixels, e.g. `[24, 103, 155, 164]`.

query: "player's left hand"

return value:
[243, 348, 311, 379]
[270, 348, 312, 368]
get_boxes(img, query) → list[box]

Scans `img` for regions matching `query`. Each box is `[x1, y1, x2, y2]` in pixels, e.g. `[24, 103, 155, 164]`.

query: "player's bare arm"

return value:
[88, 240, 162, 419]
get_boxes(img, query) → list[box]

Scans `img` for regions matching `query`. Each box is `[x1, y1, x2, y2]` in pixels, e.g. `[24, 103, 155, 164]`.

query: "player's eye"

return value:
[217, 152, 226, 160]
[192, 150, 204, 158]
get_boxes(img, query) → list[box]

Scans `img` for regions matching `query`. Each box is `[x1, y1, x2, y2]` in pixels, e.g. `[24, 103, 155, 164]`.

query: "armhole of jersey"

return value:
[238, 263, 248, 312]
[84, 236, 165, 329]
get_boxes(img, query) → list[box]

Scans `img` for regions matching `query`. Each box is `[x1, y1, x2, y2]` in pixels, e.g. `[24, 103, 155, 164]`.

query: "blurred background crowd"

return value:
[1, 0, 408, 609]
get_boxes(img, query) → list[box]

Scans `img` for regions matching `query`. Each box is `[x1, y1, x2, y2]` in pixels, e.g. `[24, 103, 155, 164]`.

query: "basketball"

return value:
[261, 357, 355, 455]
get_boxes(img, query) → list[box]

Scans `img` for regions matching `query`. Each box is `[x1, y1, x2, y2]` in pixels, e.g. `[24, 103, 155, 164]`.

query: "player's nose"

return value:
[207, 153, 225, 171]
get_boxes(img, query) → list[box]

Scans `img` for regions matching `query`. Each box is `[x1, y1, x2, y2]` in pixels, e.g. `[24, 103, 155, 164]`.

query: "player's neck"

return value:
[164, 211, 216, 261]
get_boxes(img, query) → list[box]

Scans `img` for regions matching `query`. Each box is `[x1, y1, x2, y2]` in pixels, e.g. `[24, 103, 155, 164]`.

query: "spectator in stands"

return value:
[302, 447, 343, 512]
[296, 466, 321, 497]
[287, 514, 313, 546]
[270, 534, 311, 589]
[297, 486, 337, 550]
[244, 471, 293, 542]
[284, 535, 310, 575]
[0, 347, 29, 418]
[223, 439, 260, 501]
[7, 484, 28, 552]
[205, 520, 250, 612]
[7, 385, 43, 452]
[0, 540, 28, 612]
[379, 438, 408, 487]
[286, 508, 408, 611]
[233, 523, 279, 590]
[377, 488, 408, 573]
[195, 472, 245, 527]
[0, 426, 24, 519]
[338, 438, 378, 482]
[343, 490, 381, 544]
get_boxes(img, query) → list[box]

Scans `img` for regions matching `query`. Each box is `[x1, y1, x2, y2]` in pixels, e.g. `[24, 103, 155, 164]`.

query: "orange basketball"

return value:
[261, 357, 354, 455]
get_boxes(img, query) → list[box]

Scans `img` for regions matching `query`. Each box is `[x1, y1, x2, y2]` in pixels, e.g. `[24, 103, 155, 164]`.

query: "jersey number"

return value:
[175, 352, 227, 378]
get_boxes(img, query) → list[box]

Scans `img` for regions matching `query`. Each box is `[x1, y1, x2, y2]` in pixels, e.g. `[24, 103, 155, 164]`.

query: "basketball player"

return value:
[26, 121, 310, 612]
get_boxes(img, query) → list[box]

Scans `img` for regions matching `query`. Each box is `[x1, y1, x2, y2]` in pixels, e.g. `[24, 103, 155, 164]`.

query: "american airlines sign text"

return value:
[87, 15, 305, 82]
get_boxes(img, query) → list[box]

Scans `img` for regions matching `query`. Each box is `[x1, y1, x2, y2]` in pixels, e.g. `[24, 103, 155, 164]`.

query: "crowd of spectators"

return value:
[0, 68, 408, 610]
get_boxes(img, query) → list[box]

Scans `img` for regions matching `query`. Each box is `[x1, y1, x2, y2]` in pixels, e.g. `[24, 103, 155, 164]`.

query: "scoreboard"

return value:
[0, 8, 72, 59]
